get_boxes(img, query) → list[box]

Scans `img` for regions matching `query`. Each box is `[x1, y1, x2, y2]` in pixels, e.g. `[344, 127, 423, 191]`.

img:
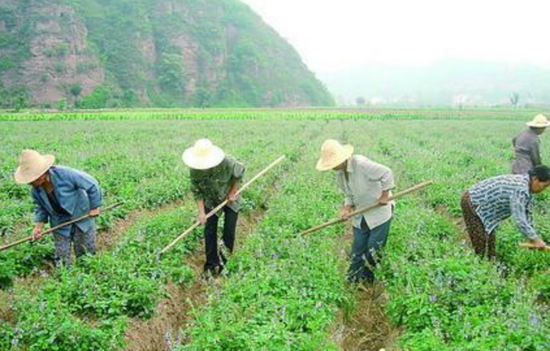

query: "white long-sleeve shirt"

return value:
[337, 155, 395, 229]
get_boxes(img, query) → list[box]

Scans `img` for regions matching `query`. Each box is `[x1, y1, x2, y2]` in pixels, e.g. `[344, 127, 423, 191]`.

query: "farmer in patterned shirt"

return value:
[461, 165, 550, 259]
[183, 139, 245, 277]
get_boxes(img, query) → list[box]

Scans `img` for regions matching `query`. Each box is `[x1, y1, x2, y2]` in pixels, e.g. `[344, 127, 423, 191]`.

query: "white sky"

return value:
[241, 0, 550, 73]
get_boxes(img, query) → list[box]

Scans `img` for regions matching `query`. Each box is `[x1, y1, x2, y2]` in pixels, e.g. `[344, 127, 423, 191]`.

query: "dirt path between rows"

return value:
[123, 208, 267, 351]
[329, 226, 400, 351]
[332, 284, 400, 351]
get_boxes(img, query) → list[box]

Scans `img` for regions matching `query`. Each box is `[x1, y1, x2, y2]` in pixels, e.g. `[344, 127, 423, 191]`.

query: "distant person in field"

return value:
[183, 139, 245, 277]
[316, 139, 395, 284]
[511, 114, 549, 174]
[461, 165, 550, 259]
[14, 149, 103, 267]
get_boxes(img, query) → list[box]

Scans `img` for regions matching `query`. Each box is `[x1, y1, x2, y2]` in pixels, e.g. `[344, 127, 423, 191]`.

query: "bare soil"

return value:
[330, 225, 401, 351]
[123, 211, 264, 351]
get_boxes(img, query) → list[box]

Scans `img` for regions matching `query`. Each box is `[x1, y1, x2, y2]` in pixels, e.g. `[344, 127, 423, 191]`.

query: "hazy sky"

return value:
[241, 0, 550, 73]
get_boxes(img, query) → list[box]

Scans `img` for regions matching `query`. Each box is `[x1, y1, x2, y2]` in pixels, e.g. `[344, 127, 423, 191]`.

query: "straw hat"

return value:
[316, 139, 354, 171]
[526, 114, 550, 128]
[14, 149, 55, 184]
[182, 139, 225, 170]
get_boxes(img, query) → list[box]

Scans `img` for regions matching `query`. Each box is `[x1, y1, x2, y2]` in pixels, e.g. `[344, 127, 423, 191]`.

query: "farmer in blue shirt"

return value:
[14, 149, 103, 266]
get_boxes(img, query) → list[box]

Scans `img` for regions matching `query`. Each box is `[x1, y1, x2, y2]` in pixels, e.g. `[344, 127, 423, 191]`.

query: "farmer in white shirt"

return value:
[316, 139, 395, 284]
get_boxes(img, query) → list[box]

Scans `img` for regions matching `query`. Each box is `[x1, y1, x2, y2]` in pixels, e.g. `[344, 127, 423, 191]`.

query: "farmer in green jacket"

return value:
[316, 139, 395, 284]
[183, 139, 245, 276]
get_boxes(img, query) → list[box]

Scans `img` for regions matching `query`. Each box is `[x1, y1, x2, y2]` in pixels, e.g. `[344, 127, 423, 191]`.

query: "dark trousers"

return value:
[204, 206, 238, 272]
[52, 225, 97, 267]
[461, 191, 496, 259]
[348, 217, 392, 283]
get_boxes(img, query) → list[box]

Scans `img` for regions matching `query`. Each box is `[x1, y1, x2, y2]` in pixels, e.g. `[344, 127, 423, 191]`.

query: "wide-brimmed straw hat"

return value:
[316, 139, 354, 171]
[14, 149, 55, 184]
[182, 139, 225, 170]
[527, 114, 550, 128]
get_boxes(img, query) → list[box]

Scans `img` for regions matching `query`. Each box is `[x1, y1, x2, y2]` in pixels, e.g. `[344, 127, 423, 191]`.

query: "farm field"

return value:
[1, 109, 550, 350]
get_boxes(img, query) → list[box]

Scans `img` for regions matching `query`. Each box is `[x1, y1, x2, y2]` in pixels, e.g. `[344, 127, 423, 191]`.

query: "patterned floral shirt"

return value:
[469, 174, 537, 239]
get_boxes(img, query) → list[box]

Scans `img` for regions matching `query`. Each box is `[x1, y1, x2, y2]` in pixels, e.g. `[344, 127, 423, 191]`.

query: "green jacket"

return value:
[190, 156, 245, 212]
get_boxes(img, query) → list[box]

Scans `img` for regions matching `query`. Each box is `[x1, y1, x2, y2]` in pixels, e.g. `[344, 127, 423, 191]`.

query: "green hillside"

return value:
[0, 0, 334, 108]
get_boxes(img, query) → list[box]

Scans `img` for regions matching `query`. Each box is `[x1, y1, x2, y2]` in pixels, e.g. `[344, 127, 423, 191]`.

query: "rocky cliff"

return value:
[0, 0, 334, 108]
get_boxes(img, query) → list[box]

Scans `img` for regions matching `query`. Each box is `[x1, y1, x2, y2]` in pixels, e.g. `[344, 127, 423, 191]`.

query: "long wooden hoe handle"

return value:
[518, 242, 550, 251]
[0, 202, 125, 252]
[299, 180, 434, 236]
[160, 155, 287, 255]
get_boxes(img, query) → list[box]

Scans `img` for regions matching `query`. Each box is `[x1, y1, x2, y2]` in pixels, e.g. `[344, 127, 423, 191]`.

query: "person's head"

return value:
[30, 172, 49, 188]
[182, 139, 225, 171]
[315, 139, 354, 172]
[530, 126, 546, 135]
[332, 160, 348, 171]
[528, 165, 550, 193]
[526, 114, 550, 133]
[14, 149, 55, 186]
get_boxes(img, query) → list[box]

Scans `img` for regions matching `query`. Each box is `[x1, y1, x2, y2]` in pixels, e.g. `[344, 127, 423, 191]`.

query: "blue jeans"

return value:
[348, 217, 392, 283]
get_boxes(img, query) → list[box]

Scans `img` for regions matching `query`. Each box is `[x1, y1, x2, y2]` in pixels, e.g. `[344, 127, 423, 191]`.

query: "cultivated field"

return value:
[1, 109, 550, 350]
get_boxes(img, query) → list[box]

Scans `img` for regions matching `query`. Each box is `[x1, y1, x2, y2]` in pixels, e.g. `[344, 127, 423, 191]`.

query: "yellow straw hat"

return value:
[182, 139, 225, 170]
[316, 139, 354, 171]
[526, 114, 550, 128]
[14, 149, 55, 184]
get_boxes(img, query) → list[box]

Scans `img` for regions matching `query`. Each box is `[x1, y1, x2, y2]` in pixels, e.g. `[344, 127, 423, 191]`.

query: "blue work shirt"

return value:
[31, 166, 103, 237]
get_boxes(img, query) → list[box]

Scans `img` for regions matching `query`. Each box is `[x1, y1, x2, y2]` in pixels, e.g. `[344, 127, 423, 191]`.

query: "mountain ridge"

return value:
[0, 0, 334, 109]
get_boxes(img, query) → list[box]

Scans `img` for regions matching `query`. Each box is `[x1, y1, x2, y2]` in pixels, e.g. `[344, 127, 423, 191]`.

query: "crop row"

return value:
[375, 120, 550, 291]
[381, 198, 550, 350]
[0, 203, 199, 351]
[0, 108, 546, 122]
[2, 113, 550, 350]
[176, 123, 353, 351]
[0, 121, 306, 350]
[0, 157, 293, 350]
[0, 119, 302, 287]
[342, 119, 550, 349]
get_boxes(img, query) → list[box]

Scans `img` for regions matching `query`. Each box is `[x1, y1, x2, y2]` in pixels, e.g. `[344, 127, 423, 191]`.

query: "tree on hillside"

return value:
[14, 95, 26, 112]
[158, 53, 186, 95]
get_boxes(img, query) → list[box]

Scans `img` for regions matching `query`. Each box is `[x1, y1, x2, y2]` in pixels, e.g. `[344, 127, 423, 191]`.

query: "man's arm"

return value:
[530, 140, 542, 166]
[68, 169, 103, 215]
[227, 182, 240, 204]
[31, 192, 49, 239]
[364, 160, 395, 204]
[227, 158, 245, 203]
[196, 199, 207, 225]
[510, 192, 546, 248]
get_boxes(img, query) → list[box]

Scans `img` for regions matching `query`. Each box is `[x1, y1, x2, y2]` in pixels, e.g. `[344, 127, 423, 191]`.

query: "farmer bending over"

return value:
[461, 165, 550, 259]
[14, 149, 103, 267]
[316, 139, 395, 284]
[183, 139, 245, 277]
